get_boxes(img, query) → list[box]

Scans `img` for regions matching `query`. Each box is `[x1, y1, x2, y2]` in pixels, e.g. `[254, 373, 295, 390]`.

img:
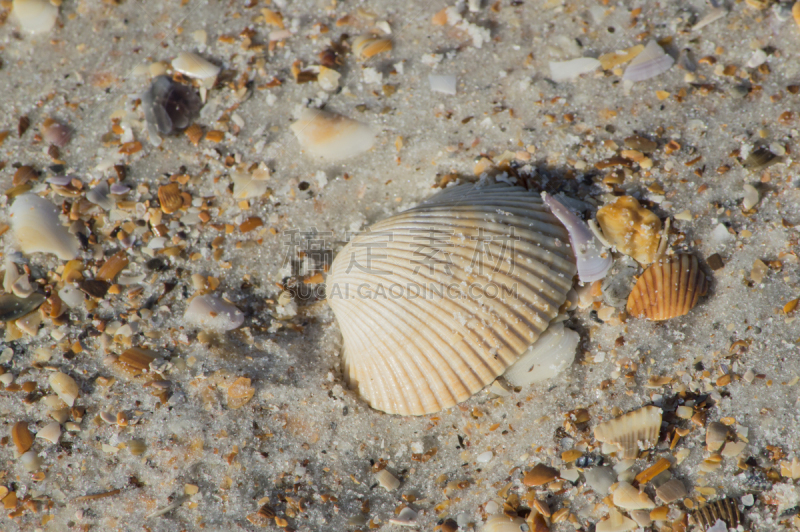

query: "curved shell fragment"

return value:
[503, 322, 579, 387]
[327, 182, 577, 415]
[290, 108, 376, 161]
[9, 193, 80, 260]
[184, 294, 244, 332]
[12, 0, 58, 34]
[542, 192, 611, 282]
[171, 52, 220, 81]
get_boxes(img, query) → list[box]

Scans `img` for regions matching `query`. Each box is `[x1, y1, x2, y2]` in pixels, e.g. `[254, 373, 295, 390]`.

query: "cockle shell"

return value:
[327, 182, 577, 415]
[596, 196, 662, 265]
[594, 405, 662, 459]
[626, 254, 708, 321]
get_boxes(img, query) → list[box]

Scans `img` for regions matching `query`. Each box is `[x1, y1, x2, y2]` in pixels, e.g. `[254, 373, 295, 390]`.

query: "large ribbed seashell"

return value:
[327, 182, 577, 415]
[626, 254, 708, 321]
[594, 405, 662, 459]
[690, 498, 742, 530]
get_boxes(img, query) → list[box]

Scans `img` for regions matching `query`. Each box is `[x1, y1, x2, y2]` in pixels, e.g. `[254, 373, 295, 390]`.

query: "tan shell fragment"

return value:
[596, 196, 662, 265]
[352, 35, 393, 60]
[596, 508, 637, 532]
[612, 481, 656, 510]
[290, 108, 376, 161]
[327, 182, 577, 415]
[227, 377, 255, 409]
[158, 183, 183, 214]
[12, 421, 33, 453]
[48, 371, 79, 407]
[626, 254, 708, 321]
[594, 406, 662, 459]
[95, 250, 129, 282]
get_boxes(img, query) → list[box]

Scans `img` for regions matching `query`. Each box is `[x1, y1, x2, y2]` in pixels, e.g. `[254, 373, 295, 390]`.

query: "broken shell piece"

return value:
[0, 293, 46, 322]
[542, 192, 612, 283]
[584, 466, 616, 494]
[86, 181, 115, 210]
[352, 35, 392, 60]
[290, 108, 376, 161]
[41, 118, 72, 147]
[549, 57, 601, 82]
[9, 193, 80, 260]
[227, 377, 255, 409]
[655, 479, 687, 504]
[12, 421, 33, 453]
[143, 75, 202, 136]
[691, 498, 742, 529]
[523, 463, 559, 486]
[705, 422, 730, 451]
[596, 508, 637, 532]
[231, 165, 271, 199]
[171, 52, 220, 82]
[622, 40, 674, 82]
[48, 372, 79, 407]
[626, 254, 708, 321]
[35, 422, 62, 445]
[327, 182, 576, 415]
[596, 196, 662, 265]
[158, 183, 183, 214]
[594, 406, 662, 459]
[19, 450, 42, 471]
[184, 294, 244, 332]
[481, 514, 528, 532]
[12, 0, 58, 34]
[375, 469, 401, 491]
[503, 322, 579, 386]
[612, 481, 656, 510]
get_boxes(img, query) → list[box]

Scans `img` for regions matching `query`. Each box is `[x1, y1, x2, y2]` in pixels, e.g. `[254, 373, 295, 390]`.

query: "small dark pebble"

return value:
[18, 115, 30, 137]
[743, 146, 781, 171]
[48, 164, 66, 174]
[143, 76, 202, 135]
[744, 468, 772, 491]
[79, 280, 110, 299]
[781, 506, 800, 518]
[146, 258, 169, 271]
[441, 518, 459, 532]
[707, 253, 724, 271]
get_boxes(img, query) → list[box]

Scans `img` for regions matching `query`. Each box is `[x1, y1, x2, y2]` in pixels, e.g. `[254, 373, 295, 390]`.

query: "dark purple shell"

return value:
[143, 76, 202, 135]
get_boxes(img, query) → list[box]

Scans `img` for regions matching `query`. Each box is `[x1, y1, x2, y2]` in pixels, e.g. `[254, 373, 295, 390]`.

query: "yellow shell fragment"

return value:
[352, 35, 393, 60]
[596, 196, 662, 265]
[626, 254, 708, 321]
[327, 182, 577, 415]
[594, 405, 662, 459]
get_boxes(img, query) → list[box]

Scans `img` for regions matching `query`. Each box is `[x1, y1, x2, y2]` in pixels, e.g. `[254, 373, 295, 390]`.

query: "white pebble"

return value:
[476, 451, 494, 463]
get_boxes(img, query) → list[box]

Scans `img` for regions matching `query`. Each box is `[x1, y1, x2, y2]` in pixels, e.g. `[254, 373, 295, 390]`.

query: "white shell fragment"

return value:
[231, 165, 271, 199]
[12, 0, 58, 34]
[86, 181, 116, 210]
[9, 193, 81, 260]
[184, 294, 244, 332]
[596, 508, 637, 532]
[742, 184, 759, 210]
[549, 57, 601, 82]
[290, 108, 376, 161]
[594, 406, 662, 459]
[692, 8, 727, 31]
[503, 322, 579, 386]
[612, 481, 656, 510]
[48, 371, 79, 407]
[20, 450, 42, 471]
[327, 182, 577, 415]
[429, 74, 457, 95]
[35, 422, 62, 445]
[171, 52, 220, 81]
[375, 469, 401, 491]
[542, 192, 611, 283]
[622, 40, 674, 82]
[481, 514, 528, 532]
